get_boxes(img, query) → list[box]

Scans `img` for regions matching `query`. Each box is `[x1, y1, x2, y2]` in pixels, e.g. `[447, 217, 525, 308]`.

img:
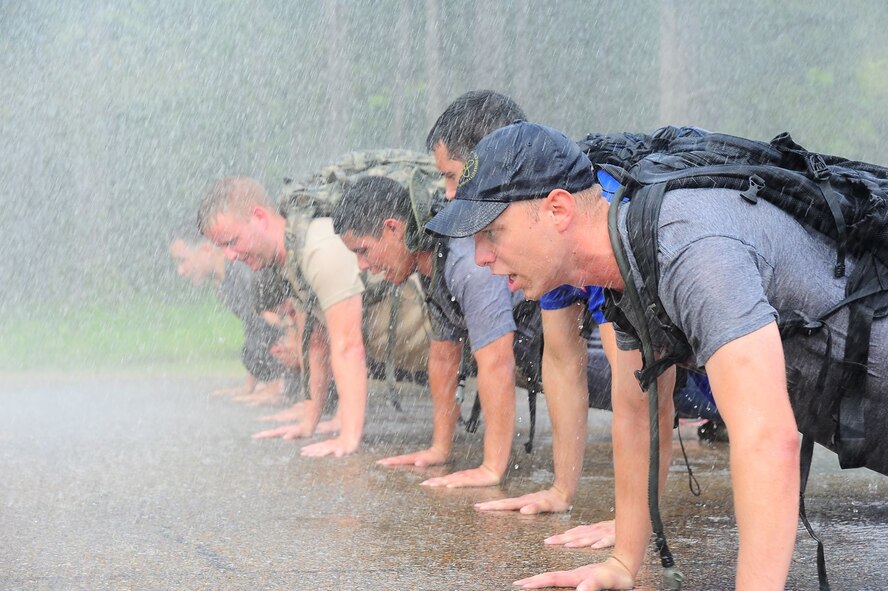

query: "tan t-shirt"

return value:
[285, 217, 364, 323]
[284, 216, 430, 371]
[362, 273, 431, 372]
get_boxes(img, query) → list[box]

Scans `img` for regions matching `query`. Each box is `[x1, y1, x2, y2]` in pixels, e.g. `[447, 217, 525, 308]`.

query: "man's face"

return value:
[339, 225, 414, 284]
[433, 142, 465, 200]
[473, 201, 563, 300]
[203, 209, 276, 271]
[169, 239, 217, 286]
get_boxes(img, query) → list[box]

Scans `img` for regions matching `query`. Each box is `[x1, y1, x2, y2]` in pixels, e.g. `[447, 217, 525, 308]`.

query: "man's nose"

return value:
[356, 255, 371, 271]
[474, 235, 495, 267]
[223, 247, 239, 261]
[444, 180, 457, 200]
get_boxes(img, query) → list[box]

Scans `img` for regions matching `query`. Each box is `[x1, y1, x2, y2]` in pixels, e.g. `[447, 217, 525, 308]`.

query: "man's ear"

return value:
[251, 205, 269, 227]
[543, 188, 575, 231]
[383, 218, 406, 240]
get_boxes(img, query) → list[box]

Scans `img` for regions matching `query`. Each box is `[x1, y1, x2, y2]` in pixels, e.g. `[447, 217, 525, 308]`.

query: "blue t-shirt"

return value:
[539, 169, 621, 323]
[422, 237, 521, 353]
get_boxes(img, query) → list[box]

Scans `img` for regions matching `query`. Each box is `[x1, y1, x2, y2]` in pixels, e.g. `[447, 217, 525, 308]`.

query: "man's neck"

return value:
[211, 256, 226, 288]
[415, 249, 435, 278]
[569, 205, 624, 291]
[271, 214, 288, 267]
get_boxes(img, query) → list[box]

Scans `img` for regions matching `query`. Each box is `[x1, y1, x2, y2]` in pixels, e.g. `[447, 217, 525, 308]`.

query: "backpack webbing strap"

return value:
[385, 283, 403, 412]
[836, 297, 874, 468]
[455, 342, 478, 432]
[811, 171, 848, 278]
[299, 298, 317, 401]
[799, 434, 831, 591]
[623, 181, 693, 390]
[525, 384, 537, 454]
[465, 392, 482, 434]
[523, 331, 544, 454]
[608, 190, 683, 590]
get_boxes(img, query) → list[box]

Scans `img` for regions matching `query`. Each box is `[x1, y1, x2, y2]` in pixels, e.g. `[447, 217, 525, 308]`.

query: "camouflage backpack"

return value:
[280, 149, 444, 264]
[278, 150, 443, 407]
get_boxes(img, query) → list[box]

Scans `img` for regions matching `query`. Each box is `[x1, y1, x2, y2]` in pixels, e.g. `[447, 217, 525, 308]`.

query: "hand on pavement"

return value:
[301, 436, 359, 458]
[474, 486, 571, 514]
[251, 422, 314, 440]
[421, 464, 501, 488]
[211, 385, 249, 398]
[258, 401, 309, 423]
[544, 520, 616, 549]
[315, 417, 340, 434]
[376, 447, 449, 468]
[513, 557, 633, 590]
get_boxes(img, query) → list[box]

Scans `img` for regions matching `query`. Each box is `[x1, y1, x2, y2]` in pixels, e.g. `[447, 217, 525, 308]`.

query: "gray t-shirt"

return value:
[422, 237, 522, 353]
[612, 187, 887, 471]
[219, 260, 284, 381]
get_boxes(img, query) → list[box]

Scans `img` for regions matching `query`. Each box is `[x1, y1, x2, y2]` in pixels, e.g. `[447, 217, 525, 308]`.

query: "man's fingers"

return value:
[545, 521, 616, 547]
[513, 570, 578, 588]
[315, 420, 339, 434]
[376, 454, 415, 466]
[518, 502, 543, 515]
[301, 438, 357, 458]
[419, 476, 445, 486]
[421, 467, 499, 489]
[377, 449, 447, 468]
[300, 443, 330, 457]
[252, 428, 285, 439]
[475, 497, 527, 511]
[476, 490, 567, 514]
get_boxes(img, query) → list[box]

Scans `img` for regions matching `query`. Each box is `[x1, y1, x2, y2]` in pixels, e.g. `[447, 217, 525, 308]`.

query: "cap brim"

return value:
[423, 199, 509, 238]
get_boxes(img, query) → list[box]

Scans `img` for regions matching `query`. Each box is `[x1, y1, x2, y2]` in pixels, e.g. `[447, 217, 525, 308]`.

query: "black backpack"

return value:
[581, 127, 888, 473]
[581, 128, 888, 590]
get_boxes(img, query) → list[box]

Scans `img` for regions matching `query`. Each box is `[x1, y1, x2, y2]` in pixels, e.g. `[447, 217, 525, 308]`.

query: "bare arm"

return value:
[515, 344, 674, 590]
[541, 323, 621, 549]
[377, 338, 461, 468]
[424, 332, 516, 488]
[705, 322, 798, 590]
[252, 321, 331, 440]
[476, 304, 587, 512]
[301, 293, 368, 457]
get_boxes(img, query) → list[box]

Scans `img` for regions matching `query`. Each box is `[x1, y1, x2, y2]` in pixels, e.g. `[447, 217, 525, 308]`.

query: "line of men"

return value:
[178, 89, 886, 589]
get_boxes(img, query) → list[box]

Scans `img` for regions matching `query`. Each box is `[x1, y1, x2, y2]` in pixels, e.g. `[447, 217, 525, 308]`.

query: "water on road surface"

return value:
[1, 374, 885, 590]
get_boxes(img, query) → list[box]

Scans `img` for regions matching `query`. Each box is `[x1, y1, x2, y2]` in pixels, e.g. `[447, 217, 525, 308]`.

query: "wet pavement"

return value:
[1, 373, 885, 590]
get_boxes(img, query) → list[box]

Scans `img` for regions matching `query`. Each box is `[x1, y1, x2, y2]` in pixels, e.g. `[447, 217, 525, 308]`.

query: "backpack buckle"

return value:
[806, 153, 831, 181]
[633, 369, 650, 392]
[802, 319, 823, 336]
[740, 174, 765, 204]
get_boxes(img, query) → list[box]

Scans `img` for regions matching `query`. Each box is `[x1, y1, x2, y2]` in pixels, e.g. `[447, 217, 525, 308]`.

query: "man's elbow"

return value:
[332, 336, 366, 365]
[479, 354, 515, 383]
[733, 421, 800, 464]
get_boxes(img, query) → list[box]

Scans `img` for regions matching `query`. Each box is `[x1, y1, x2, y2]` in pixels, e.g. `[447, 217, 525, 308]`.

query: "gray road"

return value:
[1, 374, 885, 590]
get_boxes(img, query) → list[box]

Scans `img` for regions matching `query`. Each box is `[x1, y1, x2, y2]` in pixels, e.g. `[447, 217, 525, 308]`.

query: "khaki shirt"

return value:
[284, 216, 430, 370]
[285, 217, 364, 323]
[362, 273, 431, 372]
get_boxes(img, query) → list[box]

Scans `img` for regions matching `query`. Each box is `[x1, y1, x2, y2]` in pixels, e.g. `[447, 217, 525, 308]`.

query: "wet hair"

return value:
[425, 90, 526, 161]
[253, 268, 294, 313]
[196, 176, 270, 234]
[169, 219, 204, 246]
[332, 176, 411, 238]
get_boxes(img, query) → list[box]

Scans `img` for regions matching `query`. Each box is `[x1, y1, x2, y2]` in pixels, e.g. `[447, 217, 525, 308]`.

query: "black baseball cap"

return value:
[424, 120, 595, 238]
